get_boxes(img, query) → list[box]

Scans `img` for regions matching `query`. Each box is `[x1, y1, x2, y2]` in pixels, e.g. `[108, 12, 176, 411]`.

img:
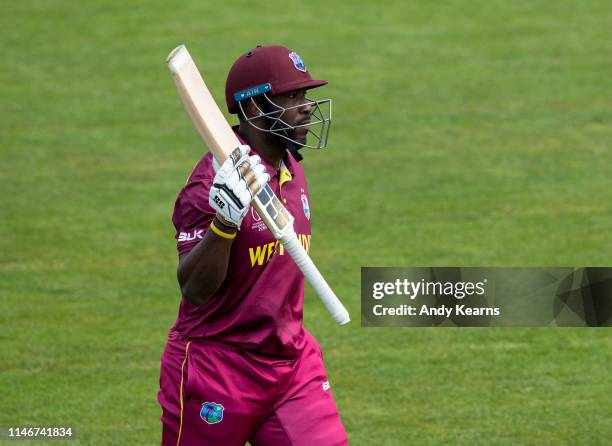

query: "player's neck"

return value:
[237, 124, 285, 170]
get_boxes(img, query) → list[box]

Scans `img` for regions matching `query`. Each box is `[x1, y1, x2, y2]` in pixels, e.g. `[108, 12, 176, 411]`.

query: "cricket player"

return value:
[158, 45, 348, 445]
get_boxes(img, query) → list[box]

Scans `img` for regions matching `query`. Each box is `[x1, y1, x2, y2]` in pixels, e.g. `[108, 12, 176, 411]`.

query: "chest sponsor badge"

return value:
[301, 193, 311, 220]
[200, 402, 224, 424]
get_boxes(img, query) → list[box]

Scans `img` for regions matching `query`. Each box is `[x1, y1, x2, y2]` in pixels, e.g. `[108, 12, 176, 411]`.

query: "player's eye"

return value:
[287, 90, 307, 100]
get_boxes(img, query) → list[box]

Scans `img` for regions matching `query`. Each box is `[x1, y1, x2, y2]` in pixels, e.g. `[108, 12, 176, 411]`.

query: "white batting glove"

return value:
[209, 145, 270, 227]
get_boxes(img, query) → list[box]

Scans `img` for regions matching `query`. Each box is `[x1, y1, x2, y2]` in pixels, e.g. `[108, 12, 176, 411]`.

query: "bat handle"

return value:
[280, 229, 351, 325]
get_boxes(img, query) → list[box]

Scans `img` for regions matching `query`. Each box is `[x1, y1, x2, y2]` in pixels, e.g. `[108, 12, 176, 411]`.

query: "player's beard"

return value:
[288, 126, 308, 148]
[263, 111, 308, 148]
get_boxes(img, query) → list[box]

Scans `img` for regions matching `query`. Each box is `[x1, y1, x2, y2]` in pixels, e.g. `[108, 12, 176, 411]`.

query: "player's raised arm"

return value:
[177, 145, 270, 306]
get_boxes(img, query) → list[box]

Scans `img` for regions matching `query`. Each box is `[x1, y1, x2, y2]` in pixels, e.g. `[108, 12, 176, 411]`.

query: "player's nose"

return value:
[299, 100, 312, 114]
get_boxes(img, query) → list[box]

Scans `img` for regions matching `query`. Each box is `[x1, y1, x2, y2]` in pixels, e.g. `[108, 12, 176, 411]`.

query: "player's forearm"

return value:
[177, 218, 237, 306]
[177, 145, 268, 306]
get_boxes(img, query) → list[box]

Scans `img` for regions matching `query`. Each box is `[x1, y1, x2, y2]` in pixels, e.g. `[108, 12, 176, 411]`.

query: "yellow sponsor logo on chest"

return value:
[248, 234, 311, 267]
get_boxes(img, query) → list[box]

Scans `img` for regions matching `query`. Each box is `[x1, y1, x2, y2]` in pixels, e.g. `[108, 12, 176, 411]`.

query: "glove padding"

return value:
[209, 145, 270, 227]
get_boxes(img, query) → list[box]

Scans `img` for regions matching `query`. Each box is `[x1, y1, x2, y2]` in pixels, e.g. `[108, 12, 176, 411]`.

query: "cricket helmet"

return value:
[225, 45, 327, 114]
[225, 45, 332, 150]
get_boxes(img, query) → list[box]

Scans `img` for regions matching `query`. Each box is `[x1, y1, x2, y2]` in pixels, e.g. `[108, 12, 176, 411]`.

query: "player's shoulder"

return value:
[173, 152, 215, 212]
[185, 152, 215, 185]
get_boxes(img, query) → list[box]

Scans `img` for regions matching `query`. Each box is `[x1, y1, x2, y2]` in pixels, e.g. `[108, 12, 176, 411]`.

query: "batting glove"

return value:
[209, 145, 270, 228]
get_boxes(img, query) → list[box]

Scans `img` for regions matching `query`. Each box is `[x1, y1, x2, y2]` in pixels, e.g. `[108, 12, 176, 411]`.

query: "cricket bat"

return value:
[166, 45, 350, 325]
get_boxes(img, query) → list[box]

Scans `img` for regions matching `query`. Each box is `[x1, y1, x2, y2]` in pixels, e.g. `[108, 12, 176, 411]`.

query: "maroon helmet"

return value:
[225, 45, 332, 150]
[225, 45, 327, 114]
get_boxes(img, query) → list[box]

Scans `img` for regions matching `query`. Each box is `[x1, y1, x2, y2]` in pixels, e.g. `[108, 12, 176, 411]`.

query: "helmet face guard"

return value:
[237, 91, 332, 149]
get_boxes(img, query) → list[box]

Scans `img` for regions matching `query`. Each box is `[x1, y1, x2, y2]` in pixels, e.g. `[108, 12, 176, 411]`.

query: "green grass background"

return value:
[1, 0, 611, 444]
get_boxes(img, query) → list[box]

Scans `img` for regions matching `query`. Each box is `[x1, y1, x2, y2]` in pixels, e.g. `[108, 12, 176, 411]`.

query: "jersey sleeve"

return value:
[172, 172, 216, 256]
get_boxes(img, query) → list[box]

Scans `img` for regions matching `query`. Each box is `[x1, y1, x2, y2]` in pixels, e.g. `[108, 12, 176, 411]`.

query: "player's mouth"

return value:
[296, 124, 309, 137]
[296, 119, 310, 131]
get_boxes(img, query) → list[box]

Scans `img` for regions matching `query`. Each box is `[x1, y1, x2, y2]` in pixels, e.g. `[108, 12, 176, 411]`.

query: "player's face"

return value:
[271, 89, 312, 145]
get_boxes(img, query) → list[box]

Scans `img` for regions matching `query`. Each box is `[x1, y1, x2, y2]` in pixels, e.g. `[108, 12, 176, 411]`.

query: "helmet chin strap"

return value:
[266, 123, 304, 162]
[285, 140, 304, 162]
[273, 119, 305, 162]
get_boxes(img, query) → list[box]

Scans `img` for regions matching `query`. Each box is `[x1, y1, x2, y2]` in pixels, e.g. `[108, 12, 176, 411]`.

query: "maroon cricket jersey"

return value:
[170, 135, 313, 358]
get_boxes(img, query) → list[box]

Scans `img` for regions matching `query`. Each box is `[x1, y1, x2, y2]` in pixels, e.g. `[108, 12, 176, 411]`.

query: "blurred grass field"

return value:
[1, 0, 611, 444]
